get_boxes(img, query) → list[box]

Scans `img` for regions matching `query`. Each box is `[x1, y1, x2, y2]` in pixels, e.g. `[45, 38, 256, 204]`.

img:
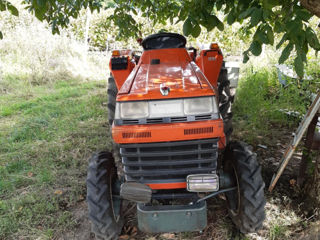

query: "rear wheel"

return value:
[106, 76, 123, 177]
[218, 67, 233, 143]
[107, 76, 117, 126]
[87, 151, 123, 240]
[223, 141, 266, 233]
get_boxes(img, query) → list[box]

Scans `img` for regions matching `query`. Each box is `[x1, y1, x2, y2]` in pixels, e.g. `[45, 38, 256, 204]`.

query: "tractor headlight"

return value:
[118, 101, 149, 119]
[149, 99, 184, 117]
[184, 96, 218, 115]
[115, 96, 218, 120]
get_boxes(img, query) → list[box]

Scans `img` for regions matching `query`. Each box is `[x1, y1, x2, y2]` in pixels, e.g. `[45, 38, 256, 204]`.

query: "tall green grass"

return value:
[232, 65, 319, 144]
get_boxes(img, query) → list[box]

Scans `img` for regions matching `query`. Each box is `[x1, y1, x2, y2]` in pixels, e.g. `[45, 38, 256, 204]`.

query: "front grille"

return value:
[114, 114, 219, 126]
[123, 119, 139, 125]
[120, 138, 218, 183]
[146, 118, 163, 124]
[195, 114, 212, 121]
[171, 116, 188, 122]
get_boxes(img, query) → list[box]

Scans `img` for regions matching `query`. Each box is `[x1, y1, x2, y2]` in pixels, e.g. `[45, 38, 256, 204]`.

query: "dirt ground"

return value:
[58, 127, 320, 240]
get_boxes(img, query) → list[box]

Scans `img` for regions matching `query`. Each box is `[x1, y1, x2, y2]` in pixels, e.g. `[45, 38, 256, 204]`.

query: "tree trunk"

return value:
[300, 0, 320, 18]
[84, 8, 91, 54]
[304, 154, 320, 208]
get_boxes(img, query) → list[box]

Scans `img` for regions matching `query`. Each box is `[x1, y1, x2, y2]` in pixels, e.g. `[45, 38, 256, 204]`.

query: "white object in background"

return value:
[225, 61, 240, 88]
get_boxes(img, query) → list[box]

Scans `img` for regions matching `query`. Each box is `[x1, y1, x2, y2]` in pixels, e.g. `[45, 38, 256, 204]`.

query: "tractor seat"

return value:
[141, 32, 186, 50]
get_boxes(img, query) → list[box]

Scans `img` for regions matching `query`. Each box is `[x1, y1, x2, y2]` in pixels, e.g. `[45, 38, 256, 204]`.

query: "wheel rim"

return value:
[109, 172, 122, 223]
[228, 163, 241, 216]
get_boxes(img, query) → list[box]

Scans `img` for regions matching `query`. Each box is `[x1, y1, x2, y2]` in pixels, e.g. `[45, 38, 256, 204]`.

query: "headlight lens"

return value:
[119, 101, 148, 119]
[116, 96, 218, 119]
[184, 97, 215, 115]
[149, 99, 184, 118]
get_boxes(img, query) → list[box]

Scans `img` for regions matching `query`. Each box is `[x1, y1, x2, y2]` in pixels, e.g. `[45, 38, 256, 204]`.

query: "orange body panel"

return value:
[109, 56, 136, 90]
[195, 49, 223, 88]
[112, 119, 224, 144]
[116, 48, 217, 101]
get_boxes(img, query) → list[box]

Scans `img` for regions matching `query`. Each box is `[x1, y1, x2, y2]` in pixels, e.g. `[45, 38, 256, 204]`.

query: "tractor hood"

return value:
[117, 49, 215, 101]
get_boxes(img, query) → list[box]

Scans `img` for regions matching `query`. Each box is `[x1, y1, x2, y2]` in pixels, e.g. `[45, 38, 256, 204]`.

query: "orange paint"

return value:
[112, 119, 225, 144]
[147, 182, 187, 190]
[109, 56, 136, 90]
[195, 49, 223, 88]
[111, 48, 218, 101]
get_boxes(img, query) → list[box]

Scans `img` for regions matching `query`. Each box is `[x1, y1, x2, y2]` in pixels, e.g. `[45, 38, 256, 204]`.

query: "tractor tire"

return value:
[107, 76, 117, 126]
[223, 141, 266, 233]
[106, 76, 123, 178]
[87, 151, 123, 240]
[218, 67, 232, 118]
[218, 67, 233, 142]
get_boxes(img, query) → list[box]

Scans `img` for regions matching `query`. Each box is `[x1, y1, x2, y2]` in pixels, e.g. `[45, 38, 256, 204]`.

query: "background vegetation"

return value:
[0, 2, 319, 240]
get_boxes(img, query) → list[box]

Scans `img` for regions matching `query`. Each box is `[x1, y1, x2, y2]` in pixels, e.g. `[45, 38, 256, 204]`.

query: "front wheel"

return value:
[223, 141, 266, 233]
[87, 151, 123, 240]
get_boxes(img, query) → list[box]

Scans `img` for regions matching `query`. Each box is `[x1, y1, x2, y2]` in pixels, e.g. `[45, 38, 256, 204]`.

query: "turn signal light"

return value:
[112, 50, 120, 56]
[210, 43, 219, 49]
[187, 174, 219, 192]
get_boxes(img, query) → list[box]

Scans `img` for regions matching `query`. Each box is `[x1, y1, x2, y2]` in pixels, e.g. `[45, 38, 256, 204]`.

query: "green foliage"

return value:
[108, 0, 319, 77]
[21, 0, 101, 34]
[0, 0, 19, 38]
[2, 1, 319, 77]
[279, 43, 294, 64]
[69, 8, 252, 56]
[233, 64, 318, 144]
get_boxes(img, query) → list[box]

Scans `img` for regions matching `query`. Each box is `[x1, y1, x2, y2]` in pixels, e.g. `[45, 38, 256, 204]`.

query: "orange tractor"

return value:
[86, 33, 266, 239]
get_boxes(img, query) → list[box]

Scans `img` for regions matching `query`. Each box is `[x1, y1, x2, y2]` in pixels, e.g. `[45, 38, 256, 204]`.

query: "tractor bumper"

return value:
[137, 201, 207, 233]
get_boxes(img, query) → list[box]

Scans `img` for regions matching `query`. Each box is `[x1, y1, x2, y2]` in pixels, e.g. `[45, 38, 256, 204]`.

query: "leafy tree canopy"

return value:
[1, 0, 320, 77]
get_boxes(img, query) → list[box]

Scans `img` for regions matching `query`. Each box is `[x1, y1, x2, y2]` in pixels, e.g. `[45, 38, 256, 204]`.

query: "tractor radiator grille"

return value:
[120, 138, 218, 183]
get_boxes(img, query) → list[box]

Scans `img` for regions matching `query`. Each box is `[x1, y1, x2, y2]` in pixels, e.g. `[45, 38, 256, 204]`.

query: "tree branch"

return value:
[300, 0, 320, 18]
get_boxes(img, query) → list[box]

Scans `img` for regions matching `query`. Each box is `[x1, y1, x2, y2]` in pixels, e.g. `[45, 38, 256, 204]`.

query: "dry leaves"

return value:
[290, 179, 297, 186]
[160, 233, 176, 239]
[54, 189, 63, 195]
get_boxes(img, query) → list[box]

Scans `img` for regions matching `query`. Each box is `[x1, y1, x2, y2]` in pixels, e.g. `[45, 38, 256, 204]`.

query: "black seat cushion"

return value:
[141, 33, 186, 50]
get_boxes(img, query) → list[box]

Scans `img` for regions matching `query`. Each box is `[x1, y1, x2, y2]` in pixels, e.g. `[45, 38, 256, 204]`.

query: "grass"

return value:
[0, 68, 317, 239]
[0, 76, 111, 239]
[269, 224, 287, 240]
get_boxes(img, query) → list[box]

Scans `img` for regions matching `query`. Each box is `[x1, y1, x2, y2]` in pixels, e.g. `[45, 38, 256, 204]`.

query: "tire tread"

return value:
[87, 151, 123, 240]
[226, 141, 266, 233]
